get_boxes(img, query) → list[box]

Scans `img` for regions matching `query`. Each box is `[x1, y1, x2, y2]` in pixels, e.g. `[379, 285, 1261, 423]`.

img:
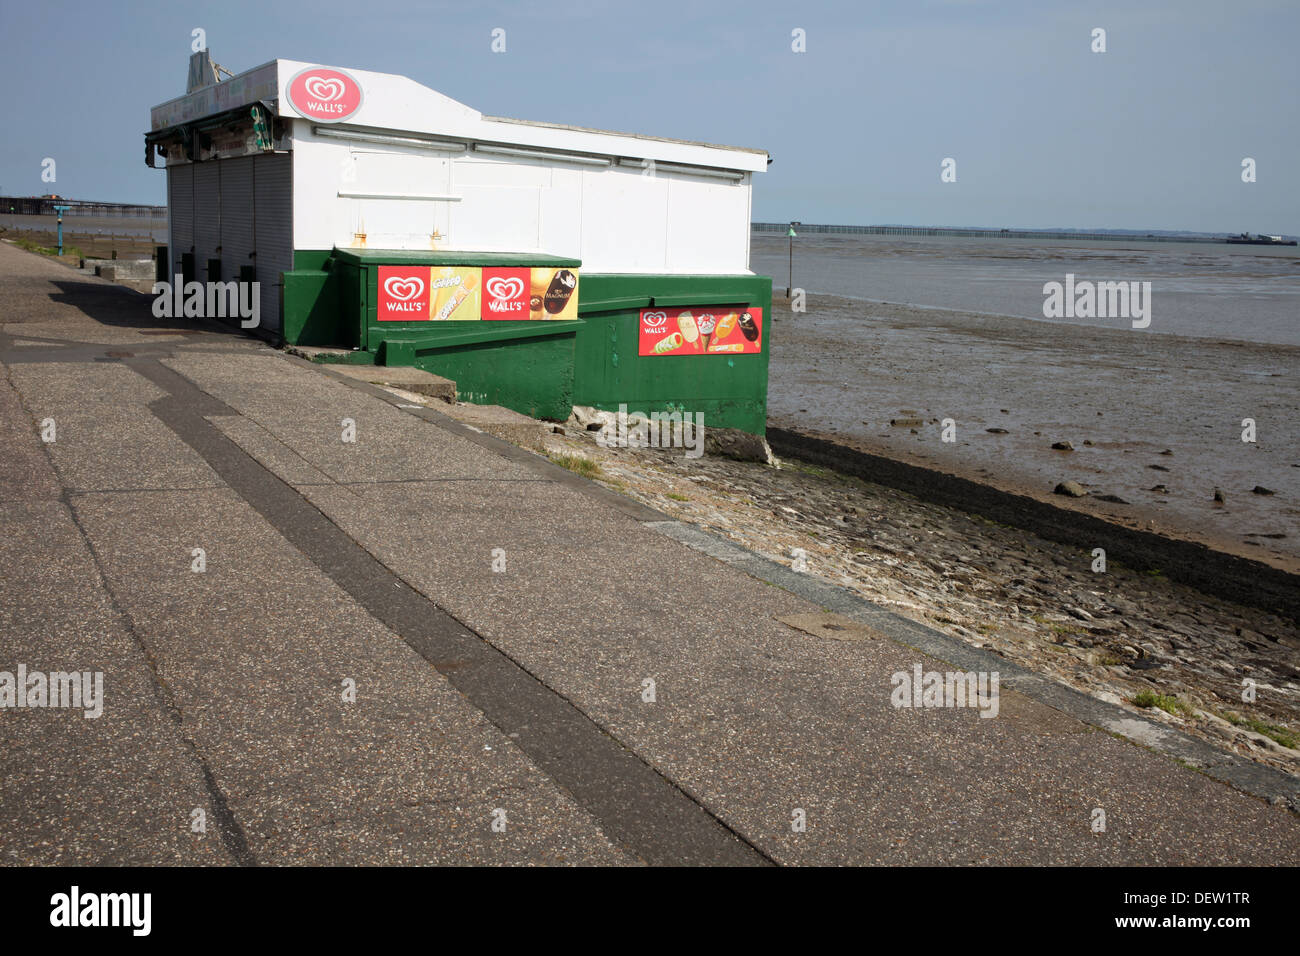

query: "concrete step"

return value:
[435, 401, 558, 452]
[322, 363, 458, 403]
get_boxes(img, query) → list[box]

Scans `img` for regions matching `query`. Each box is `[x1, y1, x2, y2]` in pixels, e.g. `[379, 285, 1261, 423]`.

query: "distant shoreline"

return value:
[753, 222, 1298, 244]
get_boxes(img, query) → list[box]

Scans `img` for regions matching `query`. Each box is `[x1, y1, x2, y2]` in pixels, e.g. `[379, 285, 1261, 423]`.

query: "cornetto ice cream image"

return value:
[543, 269, 578, 315]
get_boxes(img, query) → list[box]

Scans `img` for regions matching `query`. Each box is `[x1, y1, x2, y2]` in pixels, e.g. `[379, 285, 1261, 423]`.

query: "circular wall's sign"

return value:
[287, 66, 363, 123]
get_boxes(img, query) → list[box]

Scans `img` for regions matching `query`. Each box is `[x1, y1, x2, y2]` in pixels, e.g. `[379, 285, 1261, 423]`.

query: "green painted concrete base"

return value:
[412, 335, 575, 421]
[282, 249, 772, 434]
[573, 274, 772, 436]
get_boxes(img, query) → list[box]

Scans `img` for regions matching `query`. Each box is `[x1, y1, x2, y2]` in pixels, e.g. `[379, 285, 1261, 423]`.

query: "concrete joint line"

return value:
[133, 358, 770, 866]
[7, 363, 258, 865]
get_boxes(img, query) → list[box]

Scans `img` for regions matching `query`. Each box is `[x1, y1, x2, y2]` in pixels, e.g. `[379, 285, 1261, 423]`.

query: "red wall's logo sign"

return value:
[378, 268, 430, 320]
[480, 268, 530, 319]
[288, 67, 363, 123]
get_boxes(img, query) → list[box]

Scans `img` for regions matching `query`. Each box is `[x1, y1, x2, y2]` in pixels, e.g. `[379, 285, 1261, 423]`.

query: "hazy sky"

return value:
[2, 0, 1296, 233]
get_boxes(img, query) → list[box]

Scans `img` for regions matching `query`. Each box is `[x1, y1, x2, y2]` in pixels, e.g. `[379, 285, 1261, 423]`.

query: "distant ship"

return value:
[1226, 232, 1298, 246]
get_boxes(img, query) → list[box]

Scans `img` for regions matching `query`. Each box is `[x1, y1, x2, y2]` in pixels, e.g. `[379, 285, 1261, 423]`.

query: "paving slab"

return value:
[162, 353, 540, 484]
[0, 495, 228, 865]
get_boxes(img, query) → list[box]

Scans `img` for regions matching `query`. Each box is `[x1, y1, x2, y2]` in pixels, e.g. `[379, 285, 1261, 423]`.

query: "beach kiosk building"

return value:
[145, 55, 771, 432]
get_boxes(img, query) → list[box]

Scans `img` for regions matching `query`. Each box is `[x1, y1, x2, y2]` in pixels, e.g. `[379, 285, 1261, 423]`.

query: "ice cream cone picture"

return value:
[696, 313, 716, 350]
[677, 311, 701, 351]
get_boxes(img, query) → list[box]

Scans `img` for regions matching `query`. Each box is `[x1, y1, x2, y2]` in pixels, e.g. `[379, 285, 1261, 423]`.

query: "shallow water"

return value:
[751, 233, 1300, 347]
[763, 293, 1300, 568]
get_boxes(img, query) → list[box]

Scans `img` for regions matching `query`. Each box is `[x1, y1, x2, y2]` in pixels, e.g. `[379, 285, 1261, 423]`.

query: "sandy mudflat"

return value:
[766, 293, 1300, 573]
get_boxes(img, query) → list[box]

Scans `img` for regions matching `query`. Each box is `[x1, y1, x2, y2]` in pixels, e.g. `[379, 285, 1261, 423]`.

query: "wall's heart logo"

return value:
[303, 76, 345, 102]
[642, 310, 668, 329]
[479, 267, 531, 319]
[485, 277, 525, 301]
[384, 277, 424, 301]
[288, 66, 363, 123]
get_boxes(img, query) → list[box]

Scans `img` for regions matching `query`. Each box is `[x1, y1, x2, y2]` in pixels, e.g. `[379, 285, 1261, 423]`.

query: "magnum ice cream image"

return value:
[677, 311, 702, 351]
[739, 311, 759, 342]
[527, 268, 579, 320]
[544, 269, 578, 315]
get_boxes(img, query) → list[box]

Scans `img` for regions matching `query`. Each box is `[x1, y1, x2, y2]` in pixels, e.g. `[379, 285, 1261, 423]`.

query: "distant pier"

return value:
[752, 222, 1292, 245]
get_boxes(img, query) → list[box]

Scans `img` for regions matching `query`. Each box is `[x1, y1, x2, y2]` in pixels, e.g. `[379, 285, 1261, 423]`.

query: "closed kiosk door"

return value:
[220, 157, 255, 289]
[193, 162, 221, 280]
[253, 153, 292, 334]
[167, 163, 194, 280]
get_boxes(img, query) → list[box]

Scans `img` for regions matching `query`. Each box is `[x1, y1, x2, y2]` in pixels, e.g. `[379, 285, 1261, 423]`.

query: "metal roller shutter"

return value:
[253, 153, 293, 334]
[167, 163, 193, 278]
[193, 162, 221, 280]
[220, 157, 255, 288]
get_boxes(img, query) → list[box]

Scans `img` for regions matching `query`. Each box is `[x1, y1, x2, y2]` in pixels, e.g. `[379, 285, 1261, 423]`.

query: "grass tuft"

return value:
[1132, 691, 1193, 717]
[549, 453, 602, 479]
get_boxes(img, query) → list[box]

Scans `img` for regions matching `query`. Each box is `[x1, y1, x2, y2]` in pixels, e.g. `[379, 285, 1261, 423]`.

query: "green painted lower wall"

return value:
[574, 274, 772, 435]
[283, 250, 344, 347]
[411, 334, 576, 421]
[281, 249, 773, 435]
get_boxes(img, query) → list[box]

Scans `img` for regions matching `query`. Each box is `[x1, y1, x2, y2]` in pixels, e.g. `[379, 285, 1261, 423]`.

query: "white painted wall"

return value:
[292, 122, 754, 272]
[159, 59, 765, 273]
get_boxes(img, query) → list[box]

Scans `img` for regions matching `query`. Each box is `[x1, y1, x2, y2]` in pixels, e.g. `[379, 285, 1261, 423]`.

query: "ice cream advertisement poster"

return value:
[377, 266, 432, 321]
[430, 266, 481, 321]
[482, 266, 579, 320]
[638, 307, 763, 356]
[378, 265, 578, 322]
[377, 266, 479, 321]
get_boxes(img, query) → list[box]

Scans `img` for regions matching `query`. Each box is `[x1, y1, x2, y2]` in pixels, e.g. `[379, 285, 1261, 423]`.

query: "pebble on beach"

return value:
[1051, 440, 1074, 451]
[1054, 480, 1087, 497]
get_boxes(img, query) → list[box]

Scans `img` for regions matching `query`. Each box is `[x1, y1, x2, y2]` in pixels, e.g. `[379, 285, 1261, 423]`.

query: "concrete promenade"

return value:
[1, 241, 1297, 865]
